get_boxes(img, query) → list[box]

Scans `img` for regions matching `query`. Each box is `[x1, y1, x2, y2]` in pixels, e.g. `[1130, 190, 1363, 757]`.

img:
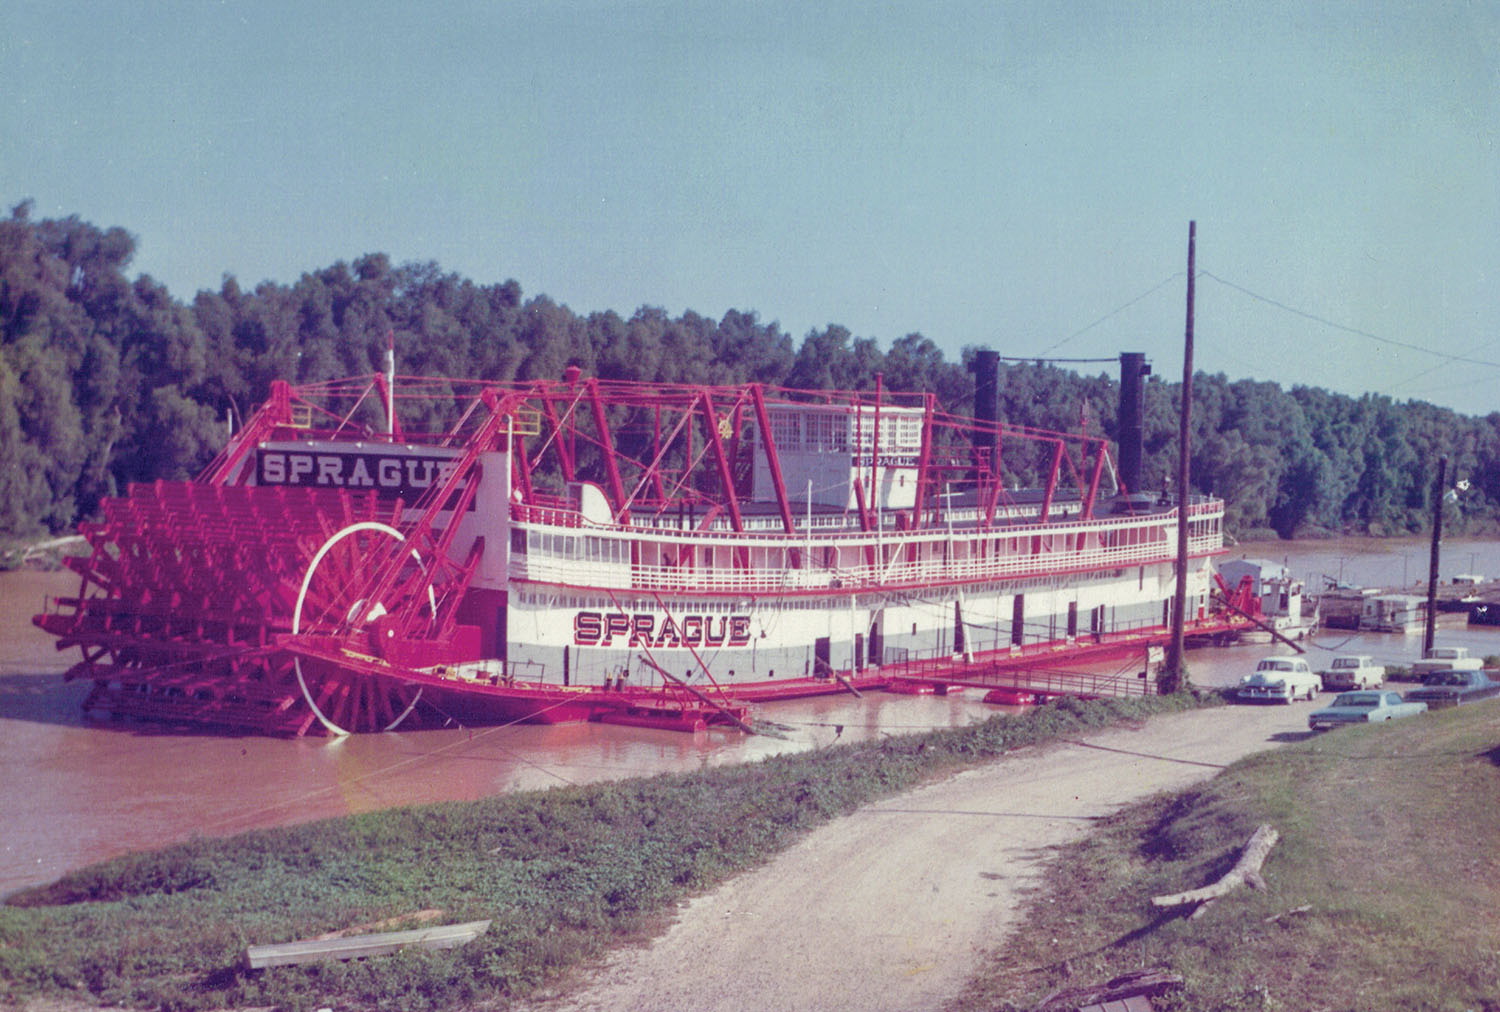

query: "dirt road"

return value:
[523, 702, 1314, 1012]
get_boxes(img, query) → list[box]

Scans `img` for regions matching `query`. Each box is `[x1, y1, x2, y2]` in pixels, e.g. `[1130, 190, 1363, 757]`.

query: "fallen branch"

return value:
[1264, 903, 1312, 924]
[1152, 823, 1279, 911]
[1032, 967, 1184, 1011]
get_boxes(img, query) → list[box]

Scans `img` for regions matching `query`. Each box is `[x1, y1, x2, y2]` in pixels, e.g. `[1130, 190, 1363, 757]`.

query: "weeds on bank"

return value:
[951, 702, 1500, 1012]
[0, 691, 1207, 1012]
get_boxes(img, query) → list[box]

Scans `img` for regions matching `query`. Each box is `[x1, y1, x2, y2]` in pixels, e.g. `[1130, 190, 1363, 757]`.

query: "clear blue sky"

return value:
[4, 1, 1497, 415]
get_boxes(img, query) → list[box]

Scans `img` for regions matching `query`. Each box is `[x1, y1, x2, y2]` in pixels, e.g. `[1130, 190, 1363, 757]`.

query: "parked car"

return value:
[1307, 690, 1427, 730]
[1410, 646, 1482, 681]
[1238, 656, 1321, 703]
[1404, 669, 1500, 710]
[1318, 655, 1384, 691]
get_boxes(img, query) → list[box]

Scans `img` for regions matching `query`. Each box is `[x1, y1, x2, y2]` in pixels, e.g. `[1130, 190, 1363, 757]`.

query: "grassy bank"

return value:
[953, 701, 1500, 1012]
[0, 692, 1204, 1012]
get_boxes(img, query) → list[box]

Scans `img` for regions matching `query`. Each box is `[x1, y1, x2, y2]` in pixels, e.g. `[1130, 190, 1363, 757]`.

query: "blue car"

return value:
[1307, 690, 1427, 731]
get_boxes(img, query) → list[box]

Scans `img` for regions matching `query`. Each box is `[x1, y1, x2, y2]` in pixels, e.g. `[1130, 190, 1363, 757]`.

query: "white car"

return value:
[1410, 646, 1483, 680]
[1238, 656, 1321, 703]
[1318, 655, 1384, 691]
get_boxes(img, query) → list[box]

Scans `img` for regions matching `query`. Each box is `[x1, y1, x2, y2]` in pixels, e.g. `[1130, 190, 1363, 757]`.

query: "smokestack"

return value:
[1117, 352, 1149, 493]
[971, 349, 999, 430]
[970, 350, 1000, 478]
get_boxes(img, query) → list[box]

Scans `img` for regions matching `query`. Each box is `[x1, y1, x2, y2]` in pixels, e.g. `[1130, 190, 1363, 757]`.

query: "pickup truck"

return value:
[1410, 646, 1483, 681]
[1307, 690, 1427, 730]
[1317, 655, 1384, 690]
[1404, 669, 1500, 709]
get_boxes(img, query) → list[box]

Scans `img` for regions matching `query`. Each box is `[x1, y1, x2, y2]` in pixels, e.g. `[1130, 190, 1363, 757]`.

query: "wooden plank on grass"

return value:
[244, 919, 491, 969]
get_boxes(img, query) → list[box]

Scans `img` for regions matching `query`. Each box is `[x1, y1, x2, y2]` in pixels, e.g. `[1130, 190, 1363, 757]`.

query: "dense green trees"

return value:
[2, 203, 1496, 541]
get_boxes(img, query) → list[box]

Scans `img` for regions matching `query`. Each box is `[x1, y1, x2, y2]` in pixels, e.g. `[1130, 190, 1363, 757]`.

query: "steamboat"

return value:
[35, 351, 1242, 736]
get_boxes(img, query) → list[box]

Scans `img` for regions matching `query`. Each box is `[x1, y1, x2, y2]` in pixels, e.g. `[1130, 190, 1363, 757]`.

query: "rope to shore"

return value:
[193, 695, 589, 837]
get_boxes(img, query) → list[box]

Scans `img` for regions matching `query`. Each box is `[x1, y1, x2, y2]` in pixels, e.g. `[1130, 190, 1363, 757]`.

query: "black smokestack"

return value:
[971, 349, 999, 460]
[1117, 352, 1149, 493]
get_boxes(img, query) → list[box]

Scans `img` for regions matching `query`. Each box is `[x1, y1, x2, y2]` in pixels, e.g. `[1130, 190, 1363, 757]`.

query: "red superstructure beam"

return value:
[538, 392, 576, 483]
[698, 390, 743, 532]
[357, 408, 504, 642]
[729, 401, 744, 478]
[983, 422, 1004, 528]
[852, 478, 874, 534]
[1083, 438, 1108, 519]
[201, 379, 294, 485]
[911, 392, 935, 529]
[649, 404, 668, 504]
[512, 426, 535, 501]
[1038, 441, 1064, 523]
[586, 379, 631, 525]
[870, 376, 882, 520]
[749, 384, 797, 535]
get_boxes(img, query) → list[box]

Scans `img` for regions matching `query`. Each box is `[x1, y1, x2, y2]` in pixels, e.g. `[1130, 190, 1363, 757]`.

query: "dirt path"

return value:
[522, 703, 1314, 1012]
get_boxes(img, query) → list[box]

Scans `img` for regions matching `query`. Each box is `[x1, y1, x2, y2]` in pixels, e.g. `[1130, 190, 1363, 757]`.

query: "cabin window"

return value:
[896, 416, 921, 447]
[770, 411, 802, 450]
[512, 529, 527, 554]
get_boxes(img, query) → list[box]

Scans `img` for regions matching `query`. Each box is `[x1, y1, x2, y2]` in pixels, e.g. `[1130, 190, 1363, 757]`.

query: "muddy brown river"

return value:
[5, 535, 1499, 897]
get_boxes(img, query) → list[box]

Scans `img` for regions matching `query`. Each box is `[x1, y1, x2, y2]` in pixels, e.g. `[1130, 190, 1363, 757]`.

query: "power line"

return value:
[1387, 334, 1500, 395]
[1035, 272, 1185, 357]
[998, 355, 1117, 365]
[1198, 270, 1500, 369]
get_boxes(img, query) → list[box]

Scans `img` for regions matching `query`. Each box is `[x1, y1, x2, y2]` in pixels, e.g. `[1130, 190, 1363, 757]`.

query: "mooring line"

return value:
[1057, 738, 1229, 769]
[867, 807, 1102, 821]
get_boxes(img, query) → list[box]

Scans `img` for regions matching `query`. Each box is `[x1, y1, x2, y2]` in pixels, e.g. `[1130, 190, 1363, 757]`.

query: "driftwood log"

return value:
[244, 919, 491, 969]
[1151, 823, 1279, 918]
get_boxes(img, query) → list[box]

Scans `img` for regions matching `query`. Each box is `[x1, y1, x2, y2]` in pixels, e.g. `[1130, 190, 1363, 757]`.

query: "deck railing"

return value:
[510, 501, 1224, 595]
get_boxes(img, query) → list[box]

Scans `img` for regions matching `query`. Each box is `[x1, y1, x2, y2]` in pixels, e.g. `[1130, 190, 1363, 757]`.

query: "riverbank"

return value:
[518, 700, 1316, 1012]
[0, 692, 1207, 1011]
[952, 697, 1500, 1011]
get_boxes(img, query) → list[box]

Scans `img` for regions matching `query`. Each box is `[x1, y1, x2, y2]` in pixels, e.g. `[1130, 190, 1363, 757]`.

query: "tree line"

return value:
[3, 202, 1497, 542]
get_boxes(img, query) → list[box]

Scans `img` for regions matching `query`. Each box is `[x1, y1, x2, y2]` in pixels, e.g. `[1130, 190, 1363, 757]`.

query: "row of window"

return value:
[763, 408, 923, 453]
[511, 523, 1188, 569]
[512, 566, 1144, 613]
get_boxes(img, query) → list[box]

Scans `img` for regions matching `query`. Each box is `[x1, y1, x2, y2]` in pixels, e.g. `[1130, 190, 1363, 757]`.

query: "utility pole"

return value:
[1165, 221, 1195, 693]
[1424, 455, 1447, 655]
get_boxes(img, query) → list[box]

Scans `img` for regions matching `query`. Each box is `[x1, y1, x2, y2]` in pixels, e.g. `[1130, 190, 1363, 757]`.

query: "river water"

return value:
[5, 535, 1499, 897]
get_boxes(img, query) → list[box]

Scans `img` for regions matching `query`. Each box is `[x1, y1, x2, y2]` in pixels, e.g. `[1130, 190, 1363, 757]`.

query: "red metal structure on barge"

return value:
[36, 356, 1244, 736]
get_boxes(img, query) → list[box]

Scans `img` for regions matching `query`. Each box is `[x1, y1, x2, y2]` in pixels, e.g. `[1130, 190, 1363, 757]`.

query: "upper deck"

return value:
[209, 371, 1222, 599]
[508, 494, 1224, 596]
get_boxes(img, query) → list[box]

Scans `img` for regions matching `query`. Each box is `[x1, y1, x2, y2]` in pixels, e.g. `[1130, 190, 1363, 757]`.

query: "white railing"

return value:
[510, 501, 1224, 595]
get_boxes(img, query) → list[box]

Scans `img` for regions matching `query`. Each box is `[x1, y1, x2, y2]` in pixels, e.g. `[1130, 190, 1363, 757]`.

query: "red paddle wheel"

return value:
[36, 381, 505, 736]
[36, 482, 471, 735]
